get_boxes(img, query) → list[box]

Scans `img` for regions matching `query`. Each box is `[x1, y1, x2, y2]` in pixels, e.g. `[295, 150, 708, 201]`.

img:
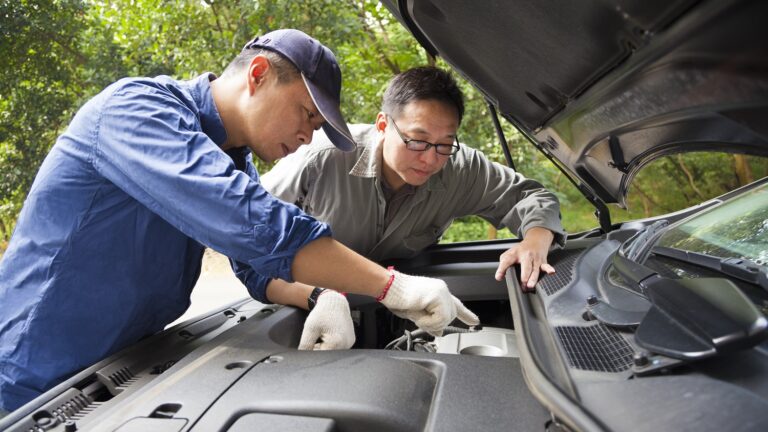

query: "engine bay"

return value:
[4, 226, 768, 431]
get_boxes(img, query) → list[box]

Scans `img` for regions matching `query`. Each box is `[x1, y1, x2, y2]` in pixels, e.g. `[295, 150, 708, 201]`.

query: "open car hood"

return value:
[381, 0, 768, 206]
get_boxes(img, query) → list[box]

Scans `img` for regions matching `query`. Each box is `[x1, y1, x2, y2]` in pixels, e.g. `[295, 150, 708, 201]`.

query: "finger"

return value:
[526, 260, 542, 289]
[495, 250, 518, 281]
[298, 326, 320, 350]
[542, 263, 556, 274]
[494, 261, 507, 281]
[342, 333, 356, 349]
[454, 297, 480, 326]
[397, 309, 422, 323]
[315, 333, 339, 351]
[519, 255, 533, 287]
[341, 319, 356, 349]
[414, 311, 450, 336]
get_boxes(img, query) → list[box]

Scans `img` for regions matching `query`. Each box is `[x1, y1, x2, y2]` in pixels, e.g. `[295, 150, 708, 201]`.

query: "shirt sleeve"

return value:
[230, 259, 273, 303]
[454, 147, 566, 246]
[91, 82, 331, 283]
[229, 158, 304, 303]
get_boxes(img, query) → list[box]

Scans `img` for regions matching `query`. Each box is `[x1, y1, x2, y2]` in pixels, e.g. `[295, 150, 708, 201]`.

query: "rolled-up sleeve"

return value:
[92, 83, 331, 284]
[230, 158, 330, 303]
[229, 259, 273, 303]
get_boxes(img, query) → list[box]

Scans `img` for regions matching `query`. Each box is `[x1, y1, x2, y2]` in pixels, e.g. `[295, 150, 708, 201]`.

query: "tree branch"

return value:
[44, 31, 87, 66]
[348, 0, 400, 74]
[674, 154, 704, 199]
[202, 0, 226, 40]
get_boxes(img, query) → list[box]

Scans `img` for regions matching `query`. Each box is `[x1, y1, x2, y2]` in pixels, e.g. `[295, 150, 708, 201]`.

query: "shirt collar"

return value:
[191, 73, 228, 148]
[349, 127, 380, 178]
[349, 126, 446, 192]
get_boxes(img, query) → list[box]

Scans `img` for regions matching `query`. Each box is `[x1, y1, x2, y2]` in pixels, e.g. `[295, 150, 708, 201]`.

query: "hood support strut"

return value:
[487, 100, 516, 171]
[583, 185, 613, 233]
[490, 101, 614, 234]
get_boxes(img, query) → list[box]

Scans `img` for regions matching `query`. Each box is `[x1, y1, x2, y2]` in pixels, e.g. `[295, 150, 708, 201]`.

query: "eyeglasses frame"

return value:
[386, 115, 460, 156]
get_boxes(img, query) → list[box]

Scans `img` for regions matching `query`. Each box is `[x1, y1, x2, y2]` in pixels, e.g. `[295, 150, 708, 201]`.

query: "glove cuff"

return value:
[316, 289, 349, 308]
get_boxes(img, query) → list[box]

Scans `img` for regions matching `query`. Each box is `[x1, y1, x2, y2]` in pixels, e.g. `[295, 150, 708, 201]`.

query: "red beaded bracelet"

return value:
[375, 266, 396, 302]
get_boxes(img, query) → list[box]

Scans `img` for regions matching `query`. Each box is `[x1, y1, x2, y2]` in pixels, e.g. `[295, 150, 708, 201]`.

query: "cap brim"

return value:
[301, 74, 355, 152]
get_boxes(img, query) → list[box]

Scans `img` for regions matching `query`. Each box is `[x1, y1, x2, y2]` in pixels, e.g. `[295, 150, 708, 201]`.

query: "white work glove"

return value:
[379, 270, 480, 336]
[298, 290, 355, 350]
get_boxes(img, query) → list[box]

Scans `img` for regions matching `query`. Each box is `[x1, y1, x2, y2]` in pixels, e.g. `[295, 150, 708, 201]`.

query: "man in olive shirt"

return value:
[262, 67, 565, 350]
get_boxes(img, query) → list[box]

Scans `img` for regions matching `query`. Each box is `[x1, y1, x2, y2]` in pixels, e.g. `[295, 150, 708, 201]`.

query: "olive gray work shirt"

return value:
[262, 124, 565, 262]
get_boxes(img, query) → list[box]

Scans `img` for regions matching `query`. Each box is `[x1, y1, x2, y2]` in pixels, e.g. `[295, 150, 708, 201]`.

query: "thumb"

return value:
[454, 296, 480, 326]
[299, 325, 321, 350]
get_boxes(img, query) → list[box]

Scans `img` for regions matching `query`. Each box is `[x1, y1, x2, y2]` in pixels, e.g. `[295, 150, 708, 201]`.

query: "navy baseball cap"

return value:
[243, 29, 355, 151]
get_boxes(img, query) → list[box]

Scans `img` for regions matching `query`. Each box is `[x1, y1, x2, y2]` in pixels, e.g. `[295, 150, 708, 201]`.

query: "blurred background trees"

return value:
[1, 0, 766, 253]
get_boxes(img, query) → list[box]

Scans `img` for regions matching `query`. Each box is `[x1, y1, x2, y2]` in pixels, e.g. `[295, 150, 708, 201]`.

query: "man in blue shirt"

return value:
[0, 29, 479, 413]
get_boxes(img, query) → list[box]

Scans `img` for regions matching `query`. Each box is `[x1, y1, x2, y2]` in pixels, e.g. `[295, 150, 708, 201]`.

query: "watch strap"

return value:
[307, 287, 327, 311]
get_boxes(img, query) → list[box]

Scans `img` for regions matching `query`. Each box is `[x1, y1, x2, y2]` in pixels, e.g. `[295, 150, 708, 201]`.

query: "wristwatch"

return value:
[307, 287, 327, 311]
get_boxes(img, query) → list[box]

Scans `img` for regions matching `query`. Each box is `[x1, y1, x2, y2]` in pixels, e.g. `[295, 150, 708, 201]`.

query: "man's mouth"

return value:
[281, 144, 290, 158]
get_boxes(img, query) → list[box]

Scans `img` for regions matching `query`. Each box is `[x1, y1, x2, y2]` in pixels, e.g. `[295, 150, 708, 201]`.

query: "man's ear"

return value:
[247, 55, 271, 93]
[375, 112, 388, 133]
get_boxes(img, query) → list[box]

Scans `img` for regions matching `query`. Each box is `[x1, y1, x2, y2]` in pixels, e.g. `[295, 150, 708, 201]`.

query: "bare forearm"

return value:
[292, 237, 390, 297]
[266, 279, 315, 309]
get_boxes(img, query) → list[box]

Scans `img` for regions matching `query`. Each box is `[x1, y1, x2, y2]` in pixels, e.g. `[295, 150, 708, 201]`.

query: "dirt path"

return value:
[200, 248, 235, 274]
[167, 249, 251, 327]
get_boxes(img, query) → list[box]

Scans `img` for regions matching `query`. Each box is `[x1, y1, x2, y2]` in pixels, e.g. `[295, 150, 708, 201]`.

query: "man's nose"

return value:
[419, 146, 440, 165]
[297, 128, 313, 146]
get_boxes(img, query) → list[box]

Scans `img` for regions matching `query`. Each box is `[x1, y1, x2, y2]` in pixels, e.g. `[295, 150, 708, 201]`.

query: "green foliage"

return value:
[1, 0, 91, 238]
[1, 0, 766, 247]
[440, 215, 515, 244]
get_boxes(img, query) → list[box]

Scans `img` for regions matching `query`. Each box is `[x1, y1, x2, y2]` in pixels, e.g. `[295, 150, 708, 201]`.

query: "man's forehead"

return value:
[399, 100, 459, 127]
[296, 80, 325, 121]
[408, 123, 457, 135]
[396, 112, 458, 138]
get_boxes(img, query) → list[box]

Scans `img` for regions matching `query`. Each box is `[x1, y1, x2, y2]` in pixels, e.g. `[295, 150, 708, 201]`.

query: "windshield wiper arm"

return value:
[621, 220, 669, 263]
[652, 246, 768, 291]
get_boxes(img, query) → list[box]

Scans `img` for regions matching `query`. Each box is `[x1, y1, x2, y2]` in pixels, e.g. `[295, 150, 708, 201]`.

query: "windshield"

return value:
[655, 182, 768, 265]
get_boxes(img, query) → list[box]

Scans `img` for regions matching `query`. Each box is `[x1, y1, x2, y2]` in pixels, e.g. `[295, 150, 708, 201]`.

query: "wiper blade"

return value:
[621, 220, 669, 263]
[652, 246, 768, 291]
[611, 221, 670, 294]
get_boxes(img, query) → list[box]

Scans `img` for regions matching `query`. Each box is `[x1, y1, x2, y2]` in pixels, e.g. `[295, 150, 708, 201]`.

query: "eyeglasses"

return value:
[388, 116, 460, 156]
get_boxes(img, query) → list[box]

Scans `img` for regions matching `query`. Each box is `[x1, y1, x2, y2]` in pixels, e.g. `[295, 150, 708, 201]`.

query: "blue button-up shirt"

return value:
[0, 73, 331, 411]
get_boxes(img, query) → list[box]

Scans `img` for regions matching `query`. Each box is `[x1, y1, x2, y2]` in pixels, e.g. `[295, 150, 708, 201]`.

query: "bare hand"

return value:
[494, 227, 556, 292]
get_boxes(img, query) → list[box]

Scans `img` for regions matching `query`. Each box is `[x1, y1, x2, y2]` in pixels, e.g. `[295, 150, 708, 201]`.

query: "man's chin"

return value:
[405, 177, 429, 187]
[249, 148, 276, 164]
[409, 171, 434, 183]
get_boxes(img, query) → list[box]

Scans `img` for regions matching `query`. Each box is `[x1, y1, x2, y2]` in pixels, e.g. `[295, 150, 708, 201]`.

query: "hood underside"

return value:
[382, 0, 768, 205]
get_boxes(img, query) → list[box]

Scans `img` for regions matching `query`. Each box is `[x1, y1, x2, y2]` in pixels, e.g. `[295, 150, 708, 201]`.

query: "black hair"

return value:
[221, 48, 300, 84]
[381, 67, 465, 124]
